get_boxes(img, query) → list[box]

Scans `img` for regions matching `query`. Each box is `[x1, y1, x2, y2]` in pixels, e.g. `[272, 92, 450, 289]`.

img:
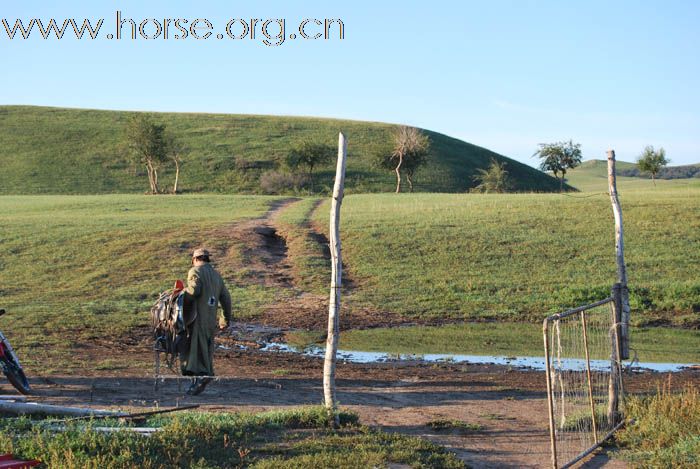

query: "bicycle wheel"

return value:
[1, 356, 31, 395]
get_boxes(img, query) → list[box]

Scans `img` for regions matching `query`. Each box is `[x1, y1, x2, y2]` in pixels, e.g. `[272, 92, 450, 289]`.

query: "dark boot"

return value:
[189, 377, 212, 396]
[186, 378, 200, 395]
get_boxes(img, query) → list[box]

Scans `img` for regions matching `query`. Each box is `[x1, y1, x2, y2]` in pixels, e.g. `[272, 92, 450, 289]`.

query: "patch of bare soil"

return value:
[206, 198, 298, 288]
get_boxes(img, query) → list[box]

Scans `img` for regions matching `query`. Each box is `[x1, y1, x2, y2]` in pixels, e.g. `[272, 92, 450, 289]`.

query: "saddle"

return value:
[150, 280, 197, 369]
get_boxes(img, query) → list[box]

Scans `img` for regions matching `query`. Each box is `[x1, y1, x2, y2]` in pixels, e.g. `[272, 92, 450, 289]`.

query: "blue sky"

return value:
[1, 0, 698, 166]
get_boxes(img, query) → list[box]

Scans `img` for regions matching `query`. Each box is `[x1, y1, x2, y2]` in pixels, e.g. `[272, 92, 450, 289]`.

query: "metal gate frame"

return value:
[543, 289, 626, 468]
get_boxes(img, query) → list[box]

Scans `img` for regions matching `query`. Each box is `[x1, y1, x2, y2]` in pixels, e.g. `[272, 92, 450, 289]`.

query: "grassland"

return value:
[566, 159, 700, 193]
[305, 324, 700, 363]
[1, 182, 697, 370]
[0, 407, 464, 468]
[0, 195, 281, 371]
[311, 187, 700, 326]
[0, 105, 562, 195]
[287, 323, 700, 363]
[616, 385, 700, 467]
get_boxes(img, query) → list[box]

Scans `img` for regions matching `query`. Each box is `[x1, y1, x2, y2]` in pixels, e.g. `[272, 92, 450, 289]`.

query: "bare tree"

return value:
[377, 126, 430, 193]
[403, 148, 429, 192]
[124, 115, 169, 194]
[167, 134, 188, 194]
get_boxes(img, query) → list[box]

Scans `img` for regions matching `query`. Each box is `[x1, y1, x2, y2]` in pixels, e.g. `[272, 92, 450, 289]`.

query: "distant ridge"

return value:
[575, 159, 700, 180]
[0, 105, 564, 194]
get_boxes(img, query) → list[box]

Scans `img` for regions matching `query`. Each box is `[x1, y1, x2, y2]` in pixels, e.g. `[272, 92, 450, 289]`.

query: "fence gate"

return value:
[543, 293, 626, 468]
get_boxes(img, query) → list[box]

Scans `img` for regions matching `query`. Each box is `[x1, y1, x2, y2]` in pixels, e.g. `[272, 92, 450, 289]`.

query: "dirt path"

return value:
[211, 197, 299, 288]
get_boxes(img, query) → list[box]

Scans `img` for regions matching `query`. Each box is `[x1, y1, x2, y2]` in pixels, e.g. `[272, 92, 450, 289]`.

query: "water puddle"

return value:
[259, 343, 698, 373]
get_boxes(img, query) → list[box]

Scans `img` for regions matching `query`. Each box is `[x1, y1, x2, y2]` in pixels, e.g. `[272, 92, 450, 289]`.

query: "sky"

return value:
[1, 0, 698, 167]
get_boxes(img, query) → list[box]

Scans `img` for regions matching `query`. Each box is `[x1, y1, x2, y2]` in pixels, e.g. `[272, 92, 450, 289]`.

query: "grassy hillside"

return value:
[567, 159, 700, 192]
[310, 191, 700, 326]
[0, 105, 562, 195]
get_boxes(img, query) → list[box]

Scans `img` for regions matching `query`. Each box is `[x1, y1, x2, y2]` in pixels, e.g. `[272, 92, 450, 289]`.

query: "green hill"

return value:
[0, 105, 563, 194]
[577, 158, 639, 174]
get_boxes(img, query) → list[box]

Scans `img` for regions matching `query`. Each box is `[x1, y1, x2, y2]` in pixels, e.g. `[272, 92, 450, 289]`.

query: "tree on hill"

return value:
[402, 146, 430, 193]
[166, 133, 188, 194]
[533, 140, 582, 192]
[377, 126, 430, 193]
[471, 159, 513, 193]
[637, 145, 669, 186]
[286, 141, 334, 190]
[124, 115, 170, 194]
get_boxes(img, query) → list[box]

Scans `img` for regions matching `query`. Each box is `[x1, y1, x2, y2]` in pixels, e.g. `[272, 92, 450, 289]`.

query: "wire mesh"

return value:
[544, 299, 624, 468]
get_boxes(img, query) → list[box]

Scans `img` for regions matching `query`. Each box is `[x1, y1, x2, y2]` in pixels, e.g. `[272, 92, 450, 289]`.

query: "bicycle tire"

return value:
[1, 356, 31, 395]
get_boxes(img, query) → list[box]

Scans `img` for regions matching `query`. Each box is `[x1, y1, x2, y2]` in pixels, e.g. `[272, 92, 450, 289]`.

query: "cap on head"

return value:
[192, 248, 210, 258]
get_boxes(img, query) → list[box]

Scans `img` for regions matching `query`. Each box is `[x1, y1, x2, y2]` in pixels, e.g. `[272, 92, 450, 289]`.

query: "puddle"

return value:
[259, 343, 697, 373]
[217, 344, 249, 351]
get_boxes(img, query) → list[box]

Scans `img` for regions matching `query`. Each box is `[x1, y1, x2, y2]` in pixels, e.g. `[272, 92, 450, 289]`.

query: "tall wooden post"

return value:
[323, 132, 347, 428]
[608, 284, 623, 425]
[607, 150, 630, 360]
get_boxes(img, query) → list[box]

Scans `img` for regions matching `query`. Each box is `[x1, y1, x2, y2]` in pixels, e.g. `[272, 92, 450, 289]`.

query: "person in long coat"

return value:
[180, 248, 232, 395]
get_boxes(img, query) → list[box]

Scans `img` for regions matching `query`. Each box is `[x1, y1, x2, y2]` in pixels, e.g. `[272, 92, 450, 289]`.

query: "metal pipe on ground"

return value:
[0, 401, 125, 417]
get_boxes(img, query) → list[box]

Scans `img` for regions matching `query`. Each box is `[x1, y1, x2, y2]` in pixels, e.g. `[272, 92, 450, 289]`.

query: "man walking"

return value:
[180, 248, 232, 395]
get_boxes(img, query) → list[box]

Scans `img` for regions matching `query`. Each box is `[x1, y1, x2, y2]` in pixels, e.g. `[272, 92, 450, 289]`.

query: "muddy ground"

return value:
[3, 200, 698, 468]
[6, 343, 699, 468]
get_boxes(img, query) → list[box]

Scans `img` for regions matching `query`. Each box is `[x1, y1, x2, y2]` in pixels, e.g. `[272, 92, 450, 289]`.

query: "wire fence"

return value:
[543, 296, 625, 468]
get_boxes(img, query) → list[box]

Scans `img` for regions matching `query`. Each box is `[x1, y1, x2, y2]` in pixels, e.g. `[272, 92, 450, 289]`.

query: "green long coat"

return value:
[180, 263, 232, 376]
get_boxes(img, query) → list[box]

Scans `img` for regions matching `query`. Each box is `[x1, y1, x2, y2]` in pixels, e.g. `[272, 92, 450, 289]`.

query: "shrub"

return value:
[259, 171, 310, 194]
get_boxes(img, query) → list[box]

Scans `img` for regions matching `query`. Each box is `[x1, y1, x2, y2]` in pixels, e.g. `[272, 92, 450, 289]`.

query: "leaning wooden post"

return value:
[323, 132, 347, 428]
[607, 150, 630, 360]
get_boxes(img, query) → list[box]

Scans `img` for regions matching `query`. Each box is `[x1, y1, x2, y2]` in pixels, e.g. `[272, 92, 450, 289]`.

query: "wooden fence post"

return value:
[323, 132, 347, 428]
[608, 284, 623, 425]
[607, 150, 630, 360]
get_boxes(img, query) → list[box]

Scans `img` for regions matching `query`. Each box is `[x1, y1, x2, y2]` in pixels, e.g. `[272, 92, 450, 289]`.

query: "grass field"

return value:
[0, 105, 562, 195]
[0, 407, 463, 468]
[287, 323, 700, 363]
[292, 324, 699, 363]
[0, 195, 281, 371]
[1, 185, 697, 370]
[311, 187, 700, 326]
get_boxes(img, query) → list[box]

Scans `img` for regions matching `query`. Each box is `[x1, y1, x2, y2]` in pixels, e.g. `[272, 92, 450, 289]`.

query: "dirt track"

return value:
[5, 199, 697, 468]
